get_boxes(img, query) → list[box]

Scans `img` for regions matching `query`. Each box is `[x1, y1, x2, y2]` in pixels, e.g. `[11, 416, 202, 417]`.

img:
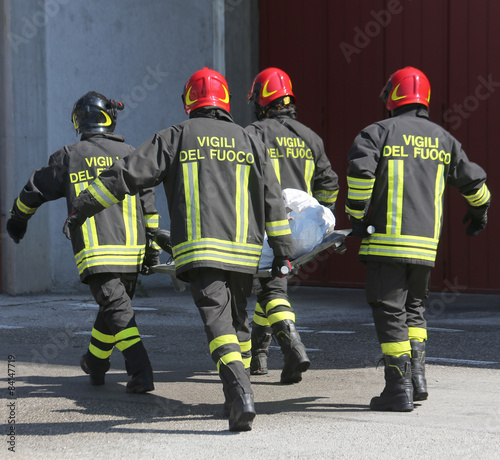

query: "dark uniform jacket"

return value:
[246, 116, 339, 208]
[12, 133, 159, 282]
[346, 106, 491, 267]
[72, 110, 294, 281]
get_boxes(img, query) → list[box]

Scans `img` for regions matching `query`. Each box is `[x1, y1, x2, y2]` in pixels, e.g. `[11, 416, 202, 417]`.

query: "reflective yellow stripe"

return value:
[174, 237, 262, 256]
[387, 160, 404, 235]
[463, 183, 491, 207]
[253, 315, 271, 327]
[304, 159, 315, 195]
[115, 337, 141, 351]
[434, 164, 445, 239]
[173, 238, 262, 270]
[144, 213, 160, 229]
[235, 164, 250, 243]
[88, 177, 120, 208]
[314, 189, 338, 204]
[381, 340, 411, 357]
[15, 197, 37, 215]
[271, 158, 281, 183]
[210, 334, 239, 354]
[239, 340, 251, 353]
[359, 233, 439, 262]
[183, 162, 201, 240]
[264, 297, 291, 314]
[253, 303, 271, 326]
[268, 310, 295, 325]
[345, 205, 365, 219]
[266, 219, 292, 237]
[347, 176, 375, 189]
[347, 174, 375, 201]
[217, 352, 243, 372]
[123, 195, 137, 246]
[254, 302, 265, 315]
[91, 328, 115, 344]
[242, 356, 251, 368]
[89, 343, 113, 359]
[114, 327, 141, 352]
[115, 327, 140, 342]
[75, 182, 98, 249]
[75, 245, 145, 274]
[408, 327, 427, 342]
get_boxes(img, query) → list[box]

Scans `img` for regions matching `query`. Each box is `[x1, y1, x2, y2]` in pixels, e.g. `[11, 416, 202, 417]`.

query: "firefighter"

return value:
[63, 68, 295, 432]
[6, 91, 160, 394]
[246, 67, 339, 383]
[345, 67, 491, 411]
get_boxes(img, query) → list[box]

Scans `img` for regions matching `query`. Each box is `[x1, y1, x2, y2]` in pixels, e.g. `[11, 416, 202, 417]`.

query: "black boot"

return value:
[220, 364, 255, 430]
[80, 351, 110, 386]
[250, 324, 273, 375]
[272, 319, 310, 384]
[122, 341, 154, 394]
[370, 354, 414, 412]
[229, 393, 256, 432]
[154, 229, 172, 255]
[411, 340, 428, 401]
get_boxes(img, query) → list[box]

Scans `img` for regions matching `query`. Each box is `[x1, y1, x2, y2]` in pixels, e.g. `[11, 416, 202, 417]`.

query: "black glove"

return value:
[463, 205, 488, 236]
[7, 214, 29, 244]
[350, 218, 372, 239]
[141, 249, 161, 275]
[154, 229, 172, 255]
[272, 256, 292, 278]
[63, 210, 87, 240]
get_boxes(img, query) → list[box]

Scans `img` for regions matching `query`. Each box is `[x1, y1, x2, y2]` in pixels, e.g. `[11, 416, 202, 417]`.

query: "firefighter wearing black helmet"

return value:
[64, 69, 295, 432]
[246, 67, 340, 384]
[6, 91, 161, 394]
[346, 67, 491, 412]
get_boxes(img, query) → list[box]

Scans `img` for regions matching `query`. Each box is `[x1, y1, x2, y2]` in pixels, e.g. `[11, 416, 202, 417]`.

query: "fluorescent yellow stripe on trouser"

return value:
[88, 328, 115, 359]
[381, 341, 411, 357]
[210, 334, 243, 372]
[240, 340, 252, 369]
[114, 327, 141, 351]
[253, 302, 271, 327]
[265, 298, 295, 326]
[408, 327, 427, 342]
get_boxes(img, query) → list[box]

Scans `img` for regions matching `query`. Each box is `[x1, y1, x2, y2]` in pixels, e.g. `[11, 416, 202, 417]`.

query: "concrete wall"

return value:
[0, 0, 258, 294]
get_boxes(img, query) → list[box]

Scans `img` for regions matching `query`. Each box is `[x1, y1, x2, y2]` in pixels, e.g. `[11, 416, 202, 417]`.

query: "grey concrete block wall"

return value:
[0, 0, 258, 294]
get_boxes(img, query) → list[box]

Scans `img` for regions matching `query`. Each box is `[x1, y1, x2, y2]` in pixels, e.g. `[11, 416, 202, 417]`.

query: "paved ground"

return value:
[1, 283, 499, 459]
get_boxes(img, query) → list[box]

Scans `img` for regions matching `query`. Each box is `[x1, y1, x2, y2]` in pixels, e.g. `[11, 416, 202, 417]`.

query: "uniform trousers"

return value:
[365, 261, 431, 345]
[188, 268, 253, 395]
[253, 276, 295, 327]
[86, 272, 140, 358]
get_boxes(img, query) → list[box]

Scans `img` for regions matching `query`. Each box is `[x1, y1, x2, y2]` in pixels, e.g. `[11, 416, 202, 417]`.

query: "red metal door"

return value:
[258, 0, 499, 293]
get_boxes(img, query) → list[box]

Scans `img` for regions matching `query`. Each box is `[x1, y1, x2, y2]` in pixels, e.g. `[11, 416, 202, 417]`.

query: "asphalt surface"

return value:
[1, 282, 499, 459]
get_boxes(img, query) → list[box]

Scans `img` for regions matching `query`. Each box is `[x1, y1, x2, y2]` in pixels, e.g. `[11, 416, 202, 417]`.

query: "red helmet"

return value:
[380, 66, 431, 112]
[183, 67, 230, 115]
[247, 67, 295, 107]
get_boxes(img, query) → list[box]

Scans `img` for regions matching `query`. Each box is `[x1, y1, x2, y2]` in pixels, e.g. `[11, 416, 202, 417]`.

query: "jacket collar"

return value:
[80, 132, 125, 142]
[190, 107, 234, 122]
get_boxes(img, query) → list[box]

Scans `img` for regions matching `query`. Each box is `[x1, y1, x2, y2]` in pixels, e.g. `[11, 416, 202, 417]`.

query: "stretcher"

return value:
[150, 228, 352, 292]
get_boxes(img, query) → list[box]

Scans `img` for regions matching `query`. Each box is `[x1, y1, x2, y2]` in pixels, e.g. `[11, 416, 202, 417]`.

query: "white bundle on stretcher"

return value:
[259, 188, 336, 270]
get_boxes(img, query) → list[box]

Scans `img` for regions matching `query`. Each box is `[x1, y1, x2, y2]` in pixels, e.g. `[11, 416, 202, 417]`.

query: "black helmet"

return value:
[71, 91, 124, 135]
